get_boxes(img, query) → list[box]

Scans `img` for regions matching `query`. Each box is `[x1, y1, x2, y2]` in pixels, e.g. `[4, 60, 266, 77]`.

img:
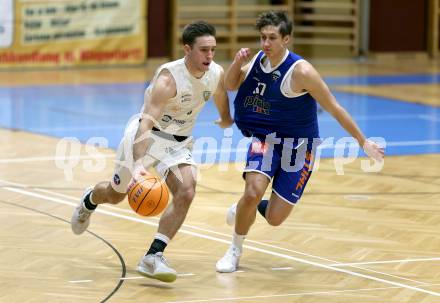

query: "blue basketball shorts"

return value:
[243, 136, 315, 204]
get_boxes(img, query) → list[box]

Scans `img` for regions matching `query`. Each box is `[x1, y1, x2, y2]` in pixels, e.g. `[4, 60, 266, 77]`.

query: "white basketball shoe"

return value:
[71, 187, 94, 235]
[137, 252, 177, 282]
[216, 245, 242, 273]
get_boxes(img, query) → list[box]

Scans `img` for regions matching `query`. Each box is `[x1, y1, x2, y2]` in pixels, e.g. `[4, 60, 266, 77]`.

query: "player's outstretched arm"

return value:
[214, 68, 234, 128]
[224, 48, 251, 91]
[294, 61, 384, 161]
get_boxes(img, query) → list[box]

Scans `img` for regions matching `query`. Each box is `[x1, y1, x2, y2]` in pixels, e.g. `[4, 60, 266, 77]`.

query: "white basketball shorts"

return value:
[111, 118, 196, 193]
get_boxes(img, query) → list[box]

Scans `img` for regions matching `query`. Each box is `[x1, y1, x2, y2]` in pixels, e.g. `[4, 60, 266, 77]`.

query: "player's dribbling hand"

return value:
[127, 163, 148, 193]
[363, 139, 385, 162]
[234, 48, 251, 65]
[214, 116, 234, 128]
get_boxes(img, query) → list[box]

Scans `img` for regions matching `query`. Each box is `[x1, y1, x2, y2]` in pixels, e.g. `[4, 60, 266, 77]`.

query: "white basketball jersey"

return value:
[144, 58, 222, 136]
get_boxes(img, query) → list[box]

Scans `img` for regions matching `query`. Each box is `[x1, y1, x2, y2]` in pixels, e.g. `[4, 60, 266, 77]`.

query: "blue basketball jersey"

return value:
[234, 51, 319, 139]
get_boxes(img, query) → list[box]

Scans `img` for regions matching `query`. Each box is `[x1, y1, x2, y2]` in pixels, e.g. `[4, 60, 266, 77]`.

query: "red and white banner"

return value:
[0, 0, 147, 68]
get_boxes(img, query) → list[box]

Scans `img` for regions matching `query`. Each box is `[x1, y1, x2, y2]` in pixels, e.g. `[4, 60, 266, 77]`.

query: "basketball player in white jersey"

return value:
[71, 21, 233, 283]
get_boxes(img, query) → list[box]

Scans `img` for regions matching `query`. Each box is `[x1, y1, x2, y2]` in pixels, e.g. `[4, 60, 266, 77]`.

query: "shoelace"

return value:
[227, 246, 240, 258]
[158, 254, 170, 266]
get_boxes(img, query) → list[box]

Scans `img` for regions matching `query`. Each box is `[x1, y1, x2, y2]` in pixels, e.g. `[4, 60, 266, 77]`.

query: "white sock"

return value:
[89, 191, 97, 206]
[232, 232, 246, 251]
[155, 233, 170, 244]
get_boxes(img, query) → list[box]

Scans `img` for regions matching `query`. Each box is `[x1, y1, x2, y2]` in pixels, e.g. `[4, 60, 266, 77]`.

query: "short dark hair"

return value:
[182, 21, 216, 46]
[256, 11, 292, 37]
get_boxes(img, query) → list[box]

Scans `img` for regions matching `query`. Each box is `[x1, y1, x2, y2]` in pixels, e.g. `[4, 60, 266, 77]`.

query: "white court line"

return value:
[331, 258, 440, 267]
[31, 186, 432, 286]
[1, 182, 439, 297]
[166, 283, 440, 303]
[319, 140, 440, 149]
[27, 187, 436, 275]
[0, 154, 114, 163]
[31, 125, 123, 132]
[41, 184, 429, 285]
[82, 274, 194, 282]
[68, 280, 93, 283]
[385, 140, 440, 147]
[36, 188, 137, 216]
[1, 139, 439, 164]
[271, 267, 293, 271]
[5, 113, 434, 136]
[163, 286, 404, 303]
[318, 114, 429, 122]
[418, 114, 440, 122]
[189, 139, 440, 155]
[2, 180, 434, 286]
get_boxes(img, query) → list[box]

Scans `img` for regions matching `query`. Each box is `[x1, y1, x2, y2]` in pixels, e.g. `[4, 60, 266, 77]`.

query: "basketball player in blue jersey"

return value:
[70, 21, 233, 282]
[216, 11, 384, 273]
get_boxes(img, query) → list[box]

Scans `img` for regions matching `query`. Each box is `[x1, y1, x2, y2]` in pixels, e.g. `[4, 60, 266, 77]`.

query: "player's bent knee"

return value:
[242, 189, 264, 205]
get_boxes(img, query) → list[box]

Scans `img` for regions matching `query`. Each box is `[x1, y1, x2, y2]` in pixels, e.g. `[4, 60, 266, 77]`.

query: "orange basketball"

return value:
[127, 176, 169, 217]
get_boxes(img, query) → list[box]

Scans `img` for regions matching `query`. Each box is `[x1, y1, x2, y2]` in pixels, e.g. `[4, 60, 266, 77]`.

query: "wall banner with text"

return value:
[0, 0, 147, 68]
